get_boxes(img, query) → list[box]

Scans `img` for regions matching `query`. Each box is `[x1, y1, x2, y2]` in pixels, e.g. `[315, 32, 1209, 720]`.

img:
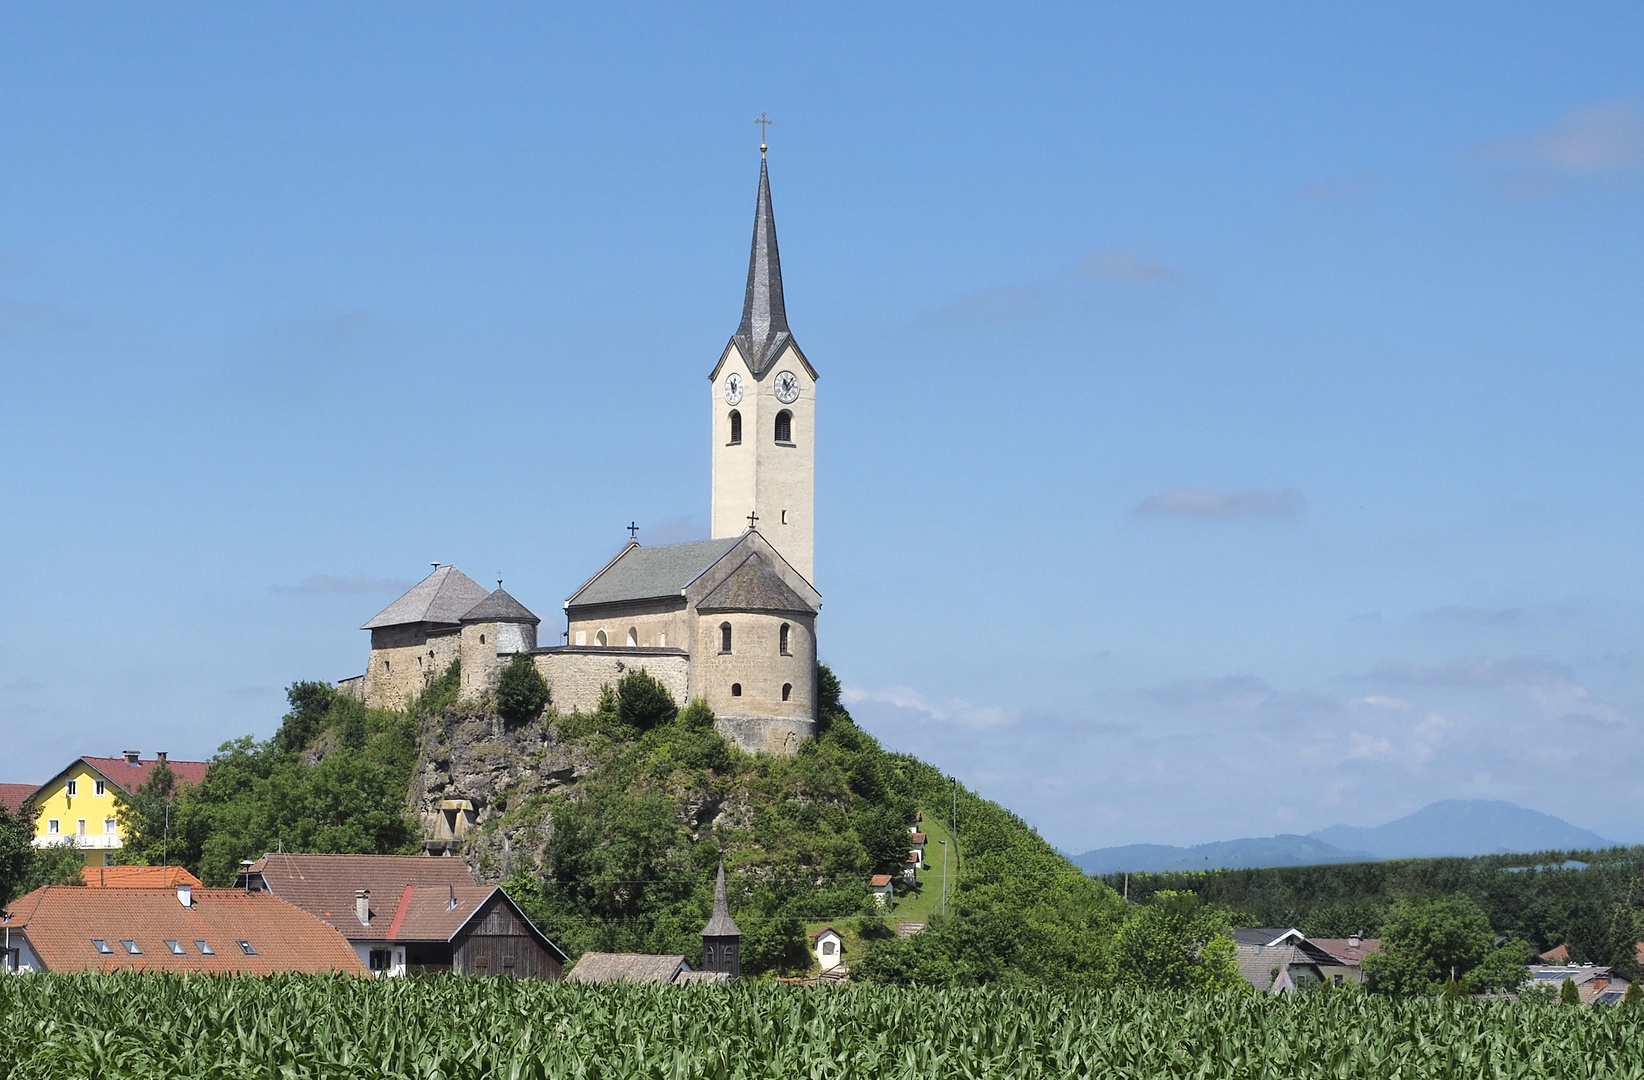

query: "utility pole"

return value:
[939, 839, 949, 915]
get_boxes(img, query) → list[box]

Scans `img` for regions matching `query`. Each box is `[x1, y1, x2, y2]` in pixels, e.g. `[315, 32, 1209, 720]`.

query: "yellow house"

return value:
[27, 753, 210, 867]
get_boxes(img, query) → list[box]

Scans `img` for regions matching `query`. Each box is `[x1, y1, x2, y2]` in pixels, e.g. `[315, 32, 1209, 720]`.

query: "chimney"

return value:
[178, 883, 192, 909]
[1348, 933, 1361, 949]
[356, 890, 370, 926]
[123, 751, 141, 765]
[155, 752, 167, 765]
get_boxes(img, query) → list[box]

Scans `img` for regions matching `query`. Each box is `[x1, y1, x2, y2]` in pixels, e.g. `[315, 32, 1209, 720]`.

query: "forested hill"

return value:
[75, 661, 1149, 983]
[1106, 847, 1644, 970]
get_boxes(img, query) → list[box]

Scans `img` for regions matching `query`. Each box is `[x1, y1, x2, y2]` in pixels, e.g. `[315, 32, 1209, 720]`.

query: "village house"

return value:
[1528, 964, 1631, 1004]
[1, 784, 35, 818]
[80, 865, 203, 889]
[870, 874, 894, 906]
[1, 883, 364, 975]
[1232, 928, 1340, 992]
[238, 853, 565, 978]
[908, 831, 927, 869]
[18, 753, 210, 868]
[1306, 934, 1381, 985]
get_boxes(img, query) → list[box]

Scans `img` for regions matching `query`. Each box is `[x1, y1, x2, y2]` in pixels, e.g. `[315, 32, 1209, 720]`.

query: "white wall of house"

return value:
[351, 940, 406, 977]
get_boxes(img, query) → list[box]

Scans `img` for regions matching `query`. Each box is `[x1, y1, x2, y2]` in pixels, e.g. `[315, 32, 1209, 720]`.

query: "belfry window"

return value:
[728, 410, 742, 444]
[774, 410, 792, 444]
[779, 623, 790, 655]
[720, 623, 733, 653]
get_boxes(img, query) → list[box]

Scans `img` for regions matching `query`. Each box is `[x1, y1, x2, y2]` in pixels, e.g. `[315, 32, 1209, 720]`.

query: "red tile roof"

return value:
[1, 886, 367, 975]
[79, 756, 211, 797]
[1307, 938, 1382, 967]
[0, 783, 36, 816]
[870, 874, 893, 887]
[909, 833, 927, 844]
[246, 853, 476, 941]
[1539, 943, 1570, 964]
[81, 865, 204, 888]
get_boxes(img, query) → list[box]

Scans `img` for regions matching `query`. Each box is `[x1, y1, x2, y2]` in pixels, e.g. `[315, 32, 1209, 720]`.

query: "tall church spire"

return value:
[732, 157, 793, 376]
[699, 857, 742, 977]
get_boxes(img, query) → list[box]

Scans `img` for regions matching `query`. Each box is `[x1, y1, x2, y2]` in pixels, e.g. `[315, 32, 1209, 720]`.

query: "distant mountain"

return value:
[1072, 800, 1619, 875]
[1072, 835, 1376, 875]
[1308, 799, 1616, 860]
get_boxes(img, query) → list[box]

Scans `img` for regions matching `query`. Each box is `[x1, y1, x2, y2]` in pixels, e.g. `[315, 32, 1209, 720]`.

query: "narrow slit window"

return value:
[728, 409, 742, 444]
[782, 683, 792, 701]
[774, 410, 792, 443]
[779, 623, 790, 655]
[720, 623, 732, 653]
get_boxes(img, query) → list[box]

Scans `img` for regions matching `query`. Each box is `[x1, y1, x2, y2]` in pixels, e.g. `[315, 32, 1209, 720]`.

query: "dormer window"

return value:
[121, 940, 142, 955]
[92, 939, 113, 955]
[729, 409, 742, 444]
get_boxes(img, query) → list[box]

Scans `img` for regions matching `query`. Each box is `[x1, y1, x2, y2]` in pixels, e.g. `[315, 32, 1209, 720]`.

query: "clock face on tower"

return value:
[774, 370, 800, 403]
[723, 373, 743, 406]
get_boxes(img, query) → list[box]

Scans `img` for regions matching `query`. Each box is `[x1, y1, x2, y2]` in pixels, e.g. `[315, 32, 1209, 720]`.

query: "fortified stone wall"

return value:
[531, 647, 691, 716]
[365, 625, 461, 709]
[458, 621, 538, 703]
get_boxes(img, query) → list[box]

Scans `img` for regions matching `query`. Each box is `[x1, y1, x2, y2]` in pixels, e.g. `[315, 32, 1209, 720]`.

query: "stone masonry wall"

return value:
[531, 648, 691, 716]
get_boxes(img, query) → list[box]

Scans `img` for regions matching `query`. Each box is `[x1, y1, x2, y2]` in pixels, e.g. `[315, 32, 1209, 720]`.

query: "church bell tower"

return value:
[709, 148, 818, 585]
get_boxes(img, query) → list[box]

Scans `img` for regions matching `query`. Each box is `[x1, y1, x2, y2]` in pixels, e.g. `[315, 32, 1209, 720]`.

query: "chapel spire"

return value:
[699, 857, 742, 977]
[731, 156, 792, 376]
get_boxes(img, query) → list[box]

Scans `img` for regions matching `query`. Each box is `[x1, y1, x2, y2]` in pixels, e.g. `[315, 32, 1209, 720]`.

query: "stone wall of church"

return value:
[531, 648, 690, 716]
[691, 609, 817, 754]
[457, 621, 538, 703]
[566, 598, 690, 651]
[365, 625, 462, 709]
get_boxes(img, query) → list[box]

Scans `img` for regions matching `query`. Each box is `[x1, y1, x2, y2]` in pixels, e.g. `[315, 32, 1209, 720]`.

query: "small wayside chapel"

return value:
[343, 149, 821, 757]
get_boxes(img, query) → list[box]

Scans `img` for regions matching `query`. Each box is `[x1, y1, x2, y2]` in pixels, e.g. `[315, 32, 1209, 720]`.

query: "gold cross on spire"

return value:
[755, 111, 772, 155]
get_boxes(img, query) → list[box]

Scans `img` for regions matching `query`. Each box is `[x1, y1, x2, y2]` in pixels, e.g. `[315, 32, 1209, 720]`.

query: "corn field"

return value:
[2, 975, 1641, 1080]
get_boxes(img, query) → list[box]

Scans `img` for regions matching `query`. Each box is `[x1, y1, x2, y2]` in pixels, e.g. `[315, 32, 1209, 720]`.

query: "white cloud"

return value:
[841, 684, 1021, 729]
[1353, 695, 1411, 712]
[1133, 487, 1306, 520]
[1070, 248, 1182, 286]
[1477, 98, 1644, 178]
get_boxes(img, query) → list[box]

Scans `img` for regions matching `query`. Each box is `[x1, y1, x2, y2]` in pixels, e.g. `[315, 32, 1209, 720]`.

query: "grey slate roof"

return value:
[673, 969, 731, 984]
[729, 156, 798, 377]
[567, 537, 742, 609]
[701, 861, 741, 938]
[460, 587, 540, 624]
[363, 566, 493, 630]
[1232, 928, 1306, 948]
[696, 553, 814, 614]
[566, 953, 689, 984]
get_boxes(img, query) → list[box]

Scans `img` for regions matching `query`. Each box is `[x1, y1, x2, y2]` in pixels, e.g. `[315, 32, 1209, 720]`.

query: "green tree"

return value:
[113, 758, 177, 866]
[1113, 890, 1243, 991]
[0, 798, 37, 905]
[275, 681, 337, 753]
[496, 654, 550, 725]
[1361, 895, 1516, 996]
[1465, 938, 1534, 994]
[21, 842, 85, 892]
[1560, 976, 1581, 1004]
[1623, 979, 1642, 1006]
[616, 669, 678, 732]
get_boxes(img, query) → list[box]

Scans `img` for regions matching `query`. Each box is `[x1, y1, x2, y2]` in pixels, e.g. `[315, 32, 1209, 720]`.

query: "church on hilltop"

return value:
[342, 150, 821, 756]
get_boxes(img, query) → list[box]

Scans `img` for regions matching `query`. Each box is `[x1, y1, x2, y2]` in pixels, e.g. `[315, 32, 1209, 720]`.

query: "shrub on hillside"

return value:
[497, 654, 550, 724]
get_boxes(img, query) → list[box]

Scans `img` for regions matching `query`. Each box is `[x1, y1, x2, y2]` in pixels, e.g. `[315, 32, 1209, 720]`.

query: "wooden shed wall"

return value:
[454, 895, 562, 979]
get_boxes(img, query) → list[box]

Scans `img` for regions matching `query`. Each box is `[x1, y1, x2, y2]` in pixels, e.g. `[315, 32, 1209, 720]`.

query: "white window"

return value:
[657, 632, 666, 647]
[822, 941, 835, 955]
[574, 630, 586, 645]
[77, 819, 87, 836]
[47, 819, 59, 835]
[65, 780, 77, 797]
[595, 629, 607, 647]
[94, 780, 106, 797]
[104, 818, 117, 835]
[626, 627, 638, 647]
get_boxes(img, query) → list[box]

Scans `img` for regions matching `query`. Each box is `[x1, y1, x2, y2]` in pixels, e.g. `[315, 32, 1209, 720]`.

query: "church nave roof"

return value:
[565, 536, 742, 609]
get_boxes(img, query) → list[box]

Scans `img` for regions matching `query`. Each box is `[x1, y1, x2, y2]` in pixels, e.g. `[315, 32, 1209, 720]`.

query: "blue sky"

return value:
[3, 4, 1643, 852]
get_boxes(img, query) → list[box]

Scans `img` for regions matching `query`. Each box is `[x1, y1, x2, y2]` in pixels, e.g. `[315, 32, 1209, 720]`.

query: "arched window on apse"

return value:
[595, 629, 608, 647]
[731, 683, 742, 697]
[779, 623, 790, 655]
[729, 410, 741, 444]
[626, 627, 638, 647]
[774, 410, 792, 444]
[720, 623, 733, 653]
